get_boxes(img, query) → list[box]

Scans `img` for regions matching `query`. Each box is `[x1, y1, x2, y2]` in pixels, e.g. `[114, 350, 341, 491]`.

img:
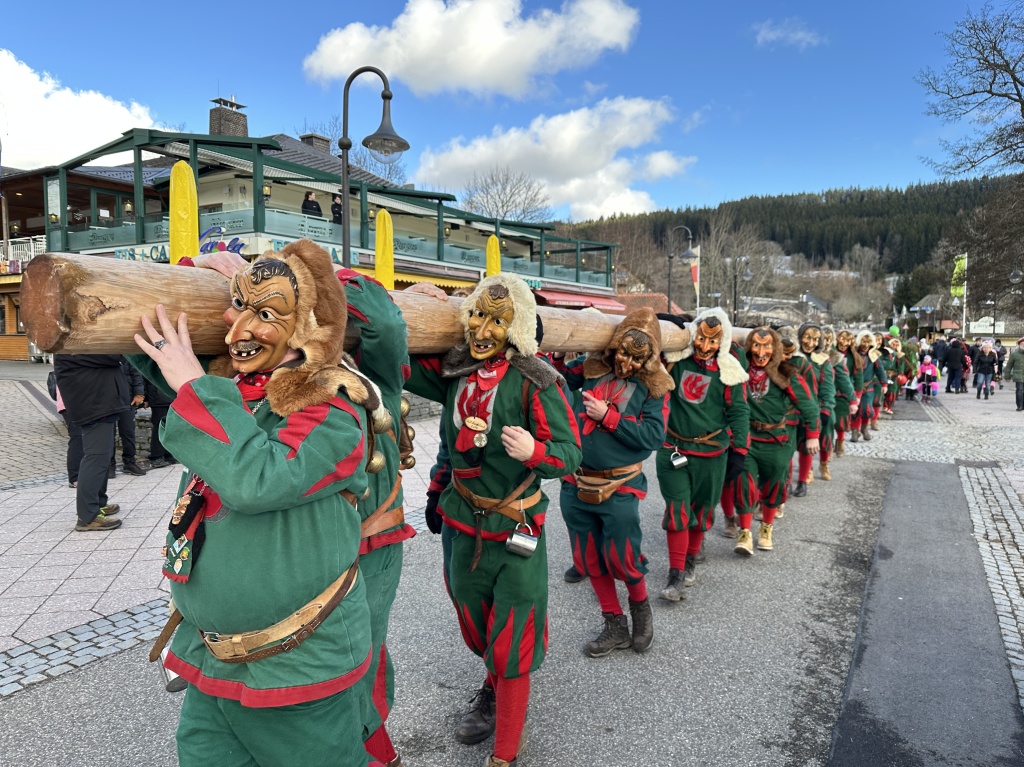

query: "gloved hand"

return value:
[724, 448, 746, 483]
[656, 312, 690, 330]
[425, 489, 443, 534]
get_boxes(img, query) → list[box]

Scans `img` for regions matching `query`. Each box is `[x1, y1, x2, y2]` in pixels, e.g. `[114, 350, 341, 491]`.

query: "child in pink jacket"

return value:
[918, 355, 940, 403]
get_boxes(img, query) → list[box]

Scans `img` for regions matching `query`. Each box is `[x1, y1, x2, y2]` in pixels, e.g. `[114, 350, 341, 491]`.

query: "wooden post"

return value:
[20, 253, 717, 356]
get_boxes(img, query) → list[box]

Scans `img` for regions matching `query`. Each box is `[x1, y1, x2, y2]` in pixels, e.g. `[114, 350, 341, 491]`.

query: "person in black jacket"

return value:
[111, 361, 147, 476]
[144, 376, 177, 468]
[331, 195, 343, 225]
[931, 336, 948, 370]
[301, 191, 322, 217]
[974, 340, 998, 400]
[945, 339, 966, 394]
[54, 354, 129, 531]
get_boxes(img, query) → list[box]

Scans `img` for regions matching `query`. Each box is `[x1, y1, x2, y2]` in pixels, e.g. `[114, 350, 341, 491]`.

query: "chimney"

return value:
[299, 133, 331, 154]
[209, 95, 248, 137]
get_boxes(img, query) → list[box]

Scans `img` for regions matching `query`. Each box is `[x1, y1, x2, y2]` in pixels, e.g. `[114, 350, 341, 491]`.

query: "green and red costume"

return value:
[826, 350, 857, 461]
[339, 269, 415, 764]
[794, 349, 834, 483]
[557, 358, 669, 607]
[658, 349, 749, 569]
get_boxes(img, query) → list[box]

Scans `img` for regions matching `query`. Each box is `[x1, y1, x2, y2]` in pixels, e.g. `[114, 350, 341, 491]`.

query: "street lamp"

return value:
[667, 225, 697, 313]
[338, 66, 410, 268]
[732, 257, 752, 325]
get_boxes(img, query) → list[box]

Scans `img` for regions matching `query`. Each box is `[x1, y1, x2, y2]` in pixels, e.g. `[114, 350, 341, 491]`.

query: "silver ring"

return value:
[154, 339, 168, 350]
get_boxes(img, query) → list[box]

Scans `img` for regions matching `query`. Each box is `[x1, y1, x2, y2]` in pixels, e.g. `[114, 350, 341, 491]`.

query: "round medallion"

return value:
[473, 432, 488, 448]
[465, 416, 487, 432]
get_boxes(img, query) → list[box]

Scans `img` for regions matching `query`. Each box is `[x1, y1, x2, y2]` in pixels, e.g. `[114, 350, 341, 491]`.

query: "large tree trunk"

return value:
[20, 253, 706, 356]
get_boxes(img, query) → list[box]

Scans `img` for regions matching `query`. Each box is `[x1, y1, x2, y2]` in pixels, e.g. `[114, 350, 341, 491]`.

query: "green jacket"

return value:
[1003, 347, 1024, 382]
[665, 356, 750, 457]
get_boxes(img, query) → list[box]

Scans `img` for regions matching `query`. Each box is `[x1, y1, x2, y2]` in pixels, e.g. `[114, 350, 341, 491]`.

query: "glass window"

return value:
[0, 299, 6, 334]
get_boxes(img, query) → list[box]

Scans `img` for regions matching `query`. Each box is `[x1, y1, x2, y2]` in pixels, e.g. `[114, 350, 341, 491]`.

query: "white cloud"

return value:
[304, 0, 640, 98]
[414, 96, 695, 219]
[0, 50, 157, 169]
[680, 107, 709, 134]
[753, 18, 825, 51]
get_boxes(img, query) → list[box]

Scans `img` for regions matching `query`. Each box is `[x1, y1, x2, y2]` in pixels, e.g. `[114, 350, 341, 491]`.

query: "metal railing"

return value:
[2, 236, 47, 261]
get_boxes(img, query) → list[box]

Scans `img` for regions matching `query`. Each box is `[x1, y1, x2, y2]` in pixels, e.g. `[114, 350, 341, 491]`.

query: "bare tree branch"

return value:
[460, 166, 552, 223]
[297, 117, 408, 185]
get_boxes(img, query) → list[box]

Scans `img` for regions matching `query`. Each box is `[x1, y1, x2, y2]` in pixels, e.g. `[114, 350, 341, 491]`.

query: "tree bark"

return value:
[20, 253, 712, 356]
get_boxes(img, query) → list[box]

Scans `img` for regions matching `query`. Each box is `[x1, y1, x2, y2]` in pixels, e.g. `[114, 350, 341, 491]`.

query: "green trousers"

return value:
[655, 448, 728, 532]
[357, 543, 403, 740]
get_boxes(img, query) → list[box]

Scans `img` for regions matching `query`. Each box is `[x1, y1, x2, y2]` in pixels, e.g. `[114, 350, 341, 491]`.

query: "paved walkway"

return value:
[1, 362, 1023, 766]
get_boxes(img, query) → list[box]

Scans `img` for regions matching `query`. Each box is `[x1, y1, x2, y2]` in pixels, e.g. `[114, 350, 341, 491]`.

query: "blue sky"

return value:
[0, 0, 980, 220]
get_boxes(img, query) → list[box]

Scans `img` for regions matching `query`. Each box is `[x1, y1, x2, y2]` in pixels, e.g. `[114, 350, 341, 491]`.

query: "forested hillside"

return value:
[570, 175, 1015, 274]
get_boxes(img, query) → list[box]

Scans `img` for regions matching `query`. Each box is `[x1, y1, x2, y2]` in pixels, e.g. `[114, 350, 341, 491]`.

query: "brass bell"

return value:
[371, 407, 393, 434]
[366, 450, 387, 474]
[400, 396, 411, 417]
[405, 424, 415, 442]
[362, 486, 372, 500]
[401, 456, 416, 470]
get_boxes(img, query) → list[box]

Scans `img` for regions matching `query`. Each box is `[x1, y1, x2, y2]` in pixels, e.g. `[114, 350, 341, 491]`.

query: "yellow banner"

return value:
[950, 253, 966, 298]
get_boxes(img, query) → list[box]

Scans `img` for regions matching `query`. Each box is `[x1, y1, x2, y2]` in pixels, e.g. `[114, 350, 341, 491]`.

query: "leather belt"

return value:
[452, 473, 541, 572]
[577, 462, 643, 479]
[200, 562, 359, 663]
[666, 426, 723, 449]
[361, 474, 404, 539]
[750, 419, 786, 433]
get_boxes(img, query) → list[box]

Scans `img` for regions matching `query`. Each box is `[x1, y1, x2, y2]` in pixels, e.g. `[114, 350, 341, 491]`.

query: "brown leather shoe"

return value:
[456, 684, 496, 744]
[820, 462, 832, 481]
[75, 514, 122, 532]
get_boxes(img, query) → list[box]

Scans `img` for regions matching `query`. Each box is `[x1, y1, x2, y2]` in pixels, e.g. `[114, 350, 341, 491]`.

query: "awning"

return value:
[534, 289, 626, 313]
[352, 268, 477, 290]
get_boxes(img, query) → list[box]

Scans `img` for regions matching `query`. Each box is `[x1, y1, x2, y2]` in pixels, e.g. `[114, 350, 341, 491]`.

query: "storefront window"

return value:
[0, 301, 6, 334]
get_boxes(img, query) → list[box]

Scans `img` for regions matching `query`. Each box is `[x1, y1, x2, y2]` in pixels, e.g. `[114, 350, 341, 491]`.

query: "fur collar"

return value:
[441, 344, 563, 390]
[582, 307, 675, 398]
[669, 306, 748, 386]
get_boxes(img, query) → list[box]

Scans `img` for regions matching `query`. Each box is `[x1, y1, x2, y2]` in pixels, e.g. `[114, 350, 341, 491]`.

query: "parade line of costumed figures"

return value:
[101, 239, 908, 767]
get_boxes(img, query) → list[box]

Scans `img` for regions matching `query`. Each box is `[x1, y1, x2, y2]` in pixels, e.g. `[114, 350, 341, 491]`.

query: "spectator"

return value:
[54, 354, 129, 531]
[974, 340, 997, 400]
[331, 194, 343, 225]
[111, 360, 147, 477]
[144, 376, 177, 468]
[56, 385, 83, 488]
[1002, 337, 1024, 411]
[995, 340, 1007, 389]
[931, 336, 949, 369]
[945, 339, 965, 394]
[301, 191, 322, 217]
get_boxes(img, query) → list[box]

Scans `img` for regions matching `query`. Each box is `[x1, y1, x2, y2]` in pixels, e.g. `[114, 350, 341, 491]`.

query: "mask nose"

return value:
[226, 310, 255, 344]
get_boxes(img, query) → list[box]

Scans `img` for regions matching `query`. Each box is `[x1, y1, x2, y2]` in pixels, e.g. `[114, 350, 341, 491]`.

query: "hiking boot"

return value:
[820, 461, 832, 481]
[776, 503, 785, 519]
[984, 390, 989, 400]
[695, 539, 706, 563]
[563, 565, 586, 584]
[149, 457, 170, 469]
[836, 439, 845, 457]
[456, 684, 496, 744]
[585, 612, 632, 657]
[734, 528, 754, 557]
[851, 429, 860, 443]
[75, 514, 122, 532]
[792, 481, 808, 498]
[107, 464, 117, 479]
[659, 569, 687, 602]
[628, 598, 654, 653]
[682, 554, 697, 587]
[722, 515, 738, 538]
[861, 425, 872, 441]
[805, 471, 814, 485]
[123, 462, 147, 476]
[756, 522, 774, 551]
[385, 758, 403, 767]
[485, 757, 516, 767]
[99, 503, 120, 516]
[754, 505, 763, 521]
[870, 420, 879, 431]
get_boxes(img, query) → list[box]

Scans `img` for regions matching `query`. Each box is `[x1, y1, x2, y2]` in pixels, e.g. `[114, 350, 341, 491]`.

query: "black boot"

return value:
[682, 553, 698, 586]
[792, 480, 808, 497]
[455, 684, 496, 744]
[585, 612, 632, 657]
[628, 598, 654, 653]
[563, 565, 586, 584]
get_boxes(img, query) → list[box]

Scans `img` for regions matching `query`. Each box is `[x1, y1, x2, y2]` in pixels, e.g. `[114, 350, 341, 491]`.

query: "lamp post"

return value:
[732, 257, 752, 325]
[667, 224, 698, 313]
[338, 66, 410, 269]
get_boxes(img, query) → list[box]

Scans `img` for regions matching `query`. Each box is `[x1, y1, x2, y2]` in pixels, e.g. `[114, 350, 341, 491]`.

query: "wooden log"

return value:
[21, 252, 703, 356]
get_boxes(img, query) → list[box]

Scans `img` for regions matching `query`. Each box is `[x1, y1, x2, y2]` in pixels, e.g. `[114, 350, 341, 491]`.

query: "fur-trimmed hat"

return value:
[209, 239, 385, 421]
[671, 306, 748, 387]
[855, 329, 881, 363]
[795, 321, 830, 365]
[745, 326, 792, 389]
[460, 273, 538, 359]
[583, 307, 674, 397]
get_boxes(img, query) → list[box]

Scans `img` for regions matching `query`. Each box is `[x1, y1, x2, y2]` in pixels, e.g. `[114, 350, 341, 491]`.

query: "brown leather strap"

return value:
[750, 419, 787, 433]
[577, 462, 644, 479]
[201, 562, 359, 664]
[340, 489, 359, 508]
[360, 474, 404, 538]
[453, 472, 538, 572]
[666, 426, 724, 448]
[149, 607, 183, 663]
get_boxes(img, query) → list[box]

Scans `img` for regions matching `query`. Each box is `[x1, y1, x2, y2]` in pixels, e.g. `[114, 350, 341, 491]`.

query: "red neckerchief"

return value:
[748, 365, 769, 400]
[696, 355, 719, 373]
[234, 371, 271, 404]
[454, 355, 509, 453]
